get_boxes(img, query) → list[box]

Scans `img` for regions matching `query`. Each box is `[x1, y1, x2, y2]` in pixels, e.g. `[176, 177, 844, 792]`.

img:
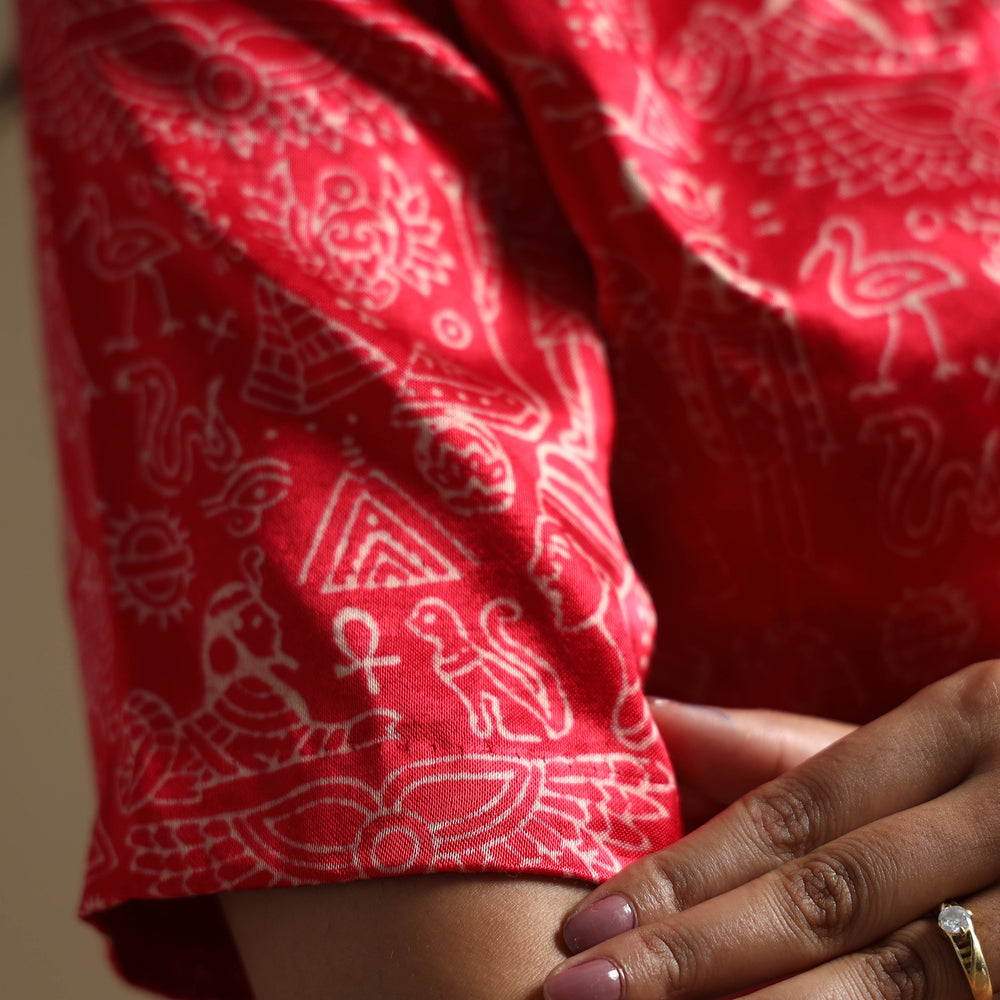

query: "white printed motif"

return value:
[124, 753, 674, 894]
[146, 159, 247, 275]
[395, 344, 546, 439]
[80, 818, 119, 914]
[530, 435, 630, 634]
[555, 0, 654, 52]
[43, 6, 1000, 987]
[106, 508, 194, 627]
[390, 344, 554, 515]
[952, 195, 1000, 286]
[860, 408, 1000, 554]
[242, 277, 395, 415]
[720, 79, 1000, 198]
[543, 68, 696, 160]
[800, 216, 966, 396]
[616, 243, 829, 562]
[330, 608, 402, 696]
[299, 470, 471, 594]
[656, 4, 755, 121]
[200, 458, 293, 537]
[752, 0, 979, 84]
[62, 184, 180, 351]
[406, 597, 574, 743]
[431, 309, 474, 350]
[116, 549, 402, 811]
[23, 2, 418, 161]
[244, 158, 455, 312]
[115, 360, 242, 494]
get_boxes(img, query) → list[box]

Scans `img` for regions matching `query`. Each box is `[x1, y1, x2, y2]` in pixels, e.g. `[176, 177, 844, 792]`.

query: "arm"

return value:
[219, 874, 591, 1000]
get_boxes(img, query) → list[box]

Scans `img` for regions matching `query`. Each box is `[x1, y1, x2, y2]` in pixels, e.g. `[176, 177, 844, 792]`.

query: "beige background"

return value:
[0, 1, 148, 995]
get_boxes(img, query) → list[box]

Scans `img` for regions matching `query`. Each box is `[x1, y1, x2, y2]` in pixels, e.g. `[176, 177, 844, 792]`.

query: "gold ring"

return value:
[938, 903, 993, 1000]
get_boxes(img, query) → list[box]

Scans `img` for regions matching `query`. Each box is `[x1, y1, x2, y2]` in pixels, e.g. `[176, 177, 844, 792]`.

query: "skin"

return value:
[221, 664, 1000, 1000]
[216, 697, 852, 999]
[545, 661, 1000, 1000]
[219, 872, 592, 999]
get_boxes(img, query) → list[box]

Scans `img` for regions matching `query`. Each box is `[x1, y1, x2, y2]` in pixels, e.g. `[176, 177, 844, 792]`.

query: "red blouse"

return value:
[17, 0, 1000, 996]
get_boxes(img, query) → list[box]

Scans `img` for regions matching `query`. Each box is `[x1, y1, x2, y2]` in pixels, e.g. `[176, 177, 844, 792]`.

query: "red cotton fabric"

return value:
[15, 0, 1000, 996]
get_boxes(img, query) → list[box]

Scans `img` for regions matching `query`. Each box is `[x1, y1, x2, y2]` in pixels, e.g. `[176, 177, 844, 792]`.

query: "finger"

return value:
[564, 667, 990, 952]
[650, 700, 854, 806]
[545, 773, 1000, 1000]
[744, 887, 1000, 1000]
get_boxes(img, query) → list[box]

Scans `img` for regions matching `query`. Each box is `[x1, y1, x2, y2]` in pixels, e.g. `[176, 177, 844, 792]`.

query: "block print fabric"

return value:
[15, 0, 1000, 996]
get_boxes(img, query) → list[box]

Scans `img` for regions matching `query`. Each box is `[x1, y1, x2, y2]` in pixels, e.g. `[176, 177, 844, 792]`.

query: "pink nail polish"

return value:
[544, 959, 624, 1000]
[563, 895, 636, 953]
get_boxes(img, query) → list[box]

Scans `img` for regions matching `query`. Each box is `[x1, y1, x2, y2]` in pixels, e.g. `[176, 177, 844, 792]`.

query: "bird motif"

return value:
[799, 215, 966, 396]
[62, 184, 181, 351]
[721, 78, 1000, 198]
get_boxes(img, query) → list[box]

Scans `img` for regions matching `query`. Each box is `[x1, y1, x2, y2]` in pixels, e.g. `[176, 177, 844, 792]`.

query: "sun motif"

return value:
[106, 508, 195, 628]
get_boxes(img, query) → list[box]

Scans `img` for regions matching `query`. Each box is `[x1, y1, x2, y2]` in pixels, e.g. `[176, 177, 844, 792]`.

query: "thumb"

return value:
[650, 698, 855, 813]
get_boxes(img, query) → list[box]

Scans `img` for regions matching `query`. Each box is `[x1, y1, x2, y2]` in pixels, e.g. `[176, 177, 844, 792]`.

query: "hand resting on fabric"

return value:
[217, 700, 846, 999]
[545, 663, 1000, 999]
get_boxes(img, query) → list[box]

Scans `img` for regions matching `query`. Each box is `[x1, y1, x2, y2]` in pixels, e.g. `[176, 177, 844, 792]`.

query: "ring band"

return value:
[938, 903, 993, 1000]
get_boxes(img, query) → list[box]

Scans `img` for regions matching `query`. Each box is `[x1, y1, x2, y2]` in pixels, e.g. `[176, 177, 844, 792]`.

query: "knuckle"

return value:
[858, 939, 931, 1000]
[958, 659, 1000, 719]
[644, 853, 697, 912]
[633, 922, 704, 997]
[742, 777, 825, 863]
[781, 847, 869, 942]
[948, 659, 1000, 750]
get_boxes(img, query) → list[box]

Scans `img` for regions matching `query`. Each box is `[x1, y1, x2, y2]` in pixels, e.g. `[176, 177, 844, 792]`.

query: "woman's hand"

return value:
[648, 699, 854, 830]
[543, 660, 1000, 1000]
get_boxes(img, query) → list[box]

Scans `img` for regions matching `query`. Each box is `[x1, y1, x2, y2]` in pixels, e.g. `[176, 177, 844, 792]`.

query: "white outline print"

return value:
[24, 2, 419, 163]
[201, 458, 293, 537]
[242, 277, 395, 415]
[800, 215, 966, 396]
[106, 507, 194, 627]
[114, 359, 242, 495]
[80, 818, 118, 915]
[405, 596, 573, 744]
[395, 343, 545, 440]
[116, 548, 402, 811]
[62, 184, 181, 352]
[330, 608, 402, 696]
[859, 407, 1000, 554]
[543, 68, 696, 159]
[123, 753, 676, 895]
[720, 78, 1000, 199]
[751, 0, 978, 86]
[191, 546, 401, 764]
[656, 3, 756, 121]
[431, 309, 474, 350]
[243, 157, 455, 313]
[952, 194, 1000, 287]
[299, 470, 472, 594]
[390, 343, 551, 515]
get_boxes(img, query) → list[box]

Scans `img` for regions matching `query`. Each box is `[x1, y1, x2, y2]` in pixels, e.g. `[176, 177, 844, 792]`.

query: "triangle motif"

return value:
[300, 473, 468, 594]
[326, 495, 459, 592]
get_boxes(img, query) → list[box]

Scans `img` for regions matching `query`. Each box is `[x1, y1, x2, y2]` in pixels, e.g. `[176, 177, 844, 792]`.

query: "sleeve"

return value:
[15, 0, 681, 996]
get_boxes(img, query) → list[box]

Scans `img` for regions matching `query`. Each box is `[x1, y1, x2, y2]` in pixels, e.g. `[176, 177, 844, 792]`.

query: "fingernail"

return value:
[650, 697, 732, 725]
[544, 959, 624, 1000]
[564, 895, 636, 953]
